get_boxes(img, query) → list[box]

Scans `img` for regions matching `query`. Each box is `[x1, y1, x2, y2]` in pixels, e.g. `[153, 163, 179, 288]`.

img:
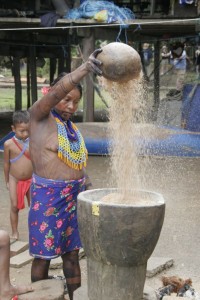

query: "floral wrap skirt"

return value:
[28, 173, 85, 259]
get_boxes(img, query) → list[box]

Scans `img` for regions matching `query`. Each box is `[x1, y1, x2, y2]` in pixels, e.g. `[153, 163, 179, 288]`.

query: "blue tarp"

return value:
[182, 84, 200, 132]
[0, 131, 14, 151]
[84, 129, 200, 157]
[1, 127, 200, 157]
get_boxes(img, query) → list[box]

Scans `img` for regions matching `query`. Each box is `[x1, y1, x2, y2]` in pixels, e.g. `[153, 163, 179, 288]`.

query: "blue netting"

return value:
[64, 0, 135, 24]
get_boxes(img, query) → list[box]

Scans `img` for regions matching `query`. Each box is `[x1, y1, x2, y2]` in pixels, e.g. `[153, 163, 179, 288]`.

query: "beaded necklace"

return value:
[52, 110, 88, 170]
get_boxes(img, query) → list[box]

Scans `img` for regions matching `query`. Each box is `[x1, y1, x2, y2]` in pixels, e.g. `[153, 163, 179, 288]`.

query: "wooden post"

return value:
[138, 42, 148, 80]
[82, 31, 95, 122]
[26, 57, 31, 108]
[29, 45, 38, 103]
[152, 40, 160, 121]
[58, 54, 65, 75]
[35, 0, 40, 11]
[50, 58, 57, 84]
[150, 0, 156, 15]
[170, 0, 175, 15]
[65, 44, 71, 73]
[13, 56, 22, 111]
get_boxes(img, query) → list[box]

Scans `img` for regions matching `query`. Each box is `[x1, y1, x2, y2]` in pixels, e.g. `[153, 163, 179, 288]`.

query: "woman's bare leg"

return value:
[62, 250, 81, 300]
[0, 230, 33, 299]
[31, 258, 50, 282]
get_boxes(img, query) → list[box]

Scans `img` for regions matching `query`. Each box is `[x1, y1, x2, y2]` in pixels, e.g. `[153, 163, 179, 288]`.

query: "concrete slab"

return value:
[10, 241, 29, 257]
[163, 296, 191, 300]
[18, 279, 64, 300]
[147, 257, 174, 278]
[10, 238, 18, 245]
[10, 249, 33, 268]
[143, 285, 158, 300]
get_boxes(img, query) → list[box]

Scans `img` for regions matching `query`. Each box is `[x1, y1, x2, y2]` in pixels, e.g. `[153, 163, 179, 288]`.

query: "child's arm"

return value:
[3, 141, 10, 189]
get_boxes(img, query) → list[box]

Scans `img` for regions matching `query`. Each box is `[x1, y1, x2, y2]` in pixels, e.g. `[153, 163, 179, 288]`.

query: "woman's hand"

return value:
[86, 49, 103, 76]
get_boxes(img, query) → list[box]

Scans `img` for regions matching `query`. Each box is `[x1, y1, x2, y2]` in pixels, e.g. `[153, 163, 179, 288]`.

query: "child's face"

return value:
[12, 122, 29, 141]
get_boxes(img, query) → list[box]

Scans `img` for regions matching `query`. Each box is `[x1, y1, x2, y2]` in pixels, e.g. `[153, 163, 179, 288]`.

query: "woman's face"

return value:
[54, 87, 81, 121]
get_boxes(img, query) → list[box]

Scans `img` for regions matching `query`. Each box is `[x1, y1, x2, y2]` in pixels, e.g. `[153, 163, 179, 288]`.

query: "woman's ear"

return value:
[11, 125, 15, 133]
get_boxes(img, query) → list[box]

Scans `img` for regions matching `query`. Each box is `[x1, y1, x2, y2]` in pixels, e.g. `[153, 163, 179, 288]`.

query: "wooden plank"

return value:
[10, 249, 33, 268]
[10, 240, 29, 257]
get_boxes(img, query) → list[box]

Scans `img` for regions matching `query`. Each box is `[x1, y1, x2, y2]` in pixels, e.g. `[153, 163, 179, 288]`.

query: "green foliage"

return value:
[0, 87, 110, 111]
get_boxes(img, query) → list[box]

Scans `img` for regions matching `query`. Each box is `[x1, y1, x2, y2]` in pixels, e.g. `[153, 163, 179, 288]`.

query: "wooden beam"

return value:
[82, 31, 95, 122]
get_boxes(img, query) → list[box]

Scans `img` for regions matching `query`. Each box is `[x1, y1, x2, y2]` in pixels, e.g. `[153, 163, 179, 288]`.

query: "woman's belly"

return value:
[33, 154, 85, 181]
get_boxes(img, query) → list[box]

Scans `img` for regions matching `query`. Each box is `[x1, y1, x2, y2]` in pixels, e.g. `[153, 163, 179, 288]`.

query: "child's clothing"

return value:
[17, 179, 32, 209]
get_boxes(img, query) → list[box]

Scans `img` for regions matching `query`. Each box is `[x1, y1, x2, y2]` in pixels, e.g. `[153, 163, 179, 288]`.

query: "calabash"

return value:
[97, 42, 142, 82]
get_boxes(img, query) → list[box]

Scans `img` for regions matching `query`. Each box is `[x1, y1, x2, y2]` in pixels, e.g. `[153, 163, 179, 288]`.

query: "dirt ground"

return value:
[1, 126, 200, 296]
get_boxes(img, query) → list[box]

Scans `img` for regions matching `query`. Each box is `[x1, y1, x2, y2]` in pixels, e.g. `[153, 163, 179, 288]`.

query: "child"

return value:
[0, 229, 33, 299]
[3, 110, 33, 240]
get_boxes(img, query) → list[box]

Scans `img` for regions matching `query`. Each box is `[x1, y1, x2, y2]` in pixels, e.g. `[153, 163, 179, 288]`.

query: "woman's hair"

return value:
[12, 110, 30, 126]
[51, 72, 82, 98]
